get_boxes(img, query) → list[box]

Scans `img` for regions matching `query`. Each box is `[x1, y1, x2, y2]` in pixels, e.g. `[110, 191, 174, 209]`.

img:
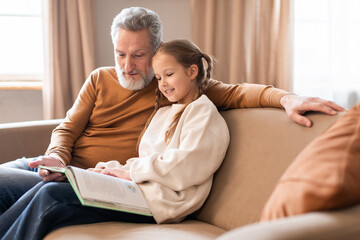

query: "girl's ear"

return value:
[188, 64, 199, 80]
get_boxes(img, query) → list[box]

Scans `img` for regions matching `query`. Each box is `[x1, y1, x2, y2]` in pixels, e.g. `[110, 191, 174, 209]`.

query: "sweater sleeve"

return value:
[45, 70, 98, 165]
[126, 99, 230, 223]
[205, 79, 289, 110]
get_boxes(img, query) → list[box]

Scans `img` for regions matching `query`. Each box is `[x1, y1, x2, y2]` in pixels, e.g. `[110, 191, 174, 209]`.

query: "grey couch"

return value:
[1, 108, 360, 240]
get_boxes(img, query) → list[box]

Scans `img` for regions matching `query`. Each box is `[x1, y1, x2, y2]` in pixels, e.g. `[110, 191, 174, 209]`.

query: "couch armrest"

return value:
[217, 204, 360, 240]
[0, 119, 63, 164]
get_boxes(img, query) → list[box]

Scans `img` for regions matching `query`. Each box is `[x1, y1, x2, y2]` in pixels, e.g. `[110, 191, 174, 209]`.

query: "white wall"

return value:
[93, 0, 192, 68]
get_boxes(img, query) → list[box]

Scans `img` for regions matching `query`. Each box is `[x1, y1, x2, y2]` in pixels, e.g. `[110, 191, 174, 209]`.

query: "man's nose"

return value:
[124, 56, 135, 72]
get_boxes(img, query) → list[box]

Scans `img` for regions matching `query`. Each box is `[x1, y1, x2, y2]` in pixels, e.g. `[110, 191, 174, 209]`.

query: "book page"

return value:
[69, 166, 149, 209]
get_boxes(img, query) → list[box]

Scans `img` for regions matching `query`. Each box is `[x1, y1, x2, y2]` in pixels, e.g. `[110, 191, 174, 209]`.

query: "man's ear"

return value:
[188, 64, 199, 80]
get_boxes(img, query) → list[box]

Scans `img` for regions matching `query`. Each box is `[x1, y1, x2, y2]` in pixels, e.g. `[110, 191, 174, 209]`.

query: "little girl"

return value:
[0, 39, 229, 239]
[92, 39, 230, 223]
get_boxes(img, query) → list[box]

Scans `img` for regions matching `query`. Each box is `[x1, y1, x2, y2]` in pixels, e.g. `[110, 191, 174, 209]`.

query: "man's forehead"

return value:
[115, 29, 153, 52]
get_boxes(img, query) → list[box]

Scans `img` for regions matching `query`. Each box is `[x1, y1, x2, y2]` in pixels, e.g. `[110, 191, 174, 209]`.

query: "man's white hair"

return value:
[111, 7, 163, 51]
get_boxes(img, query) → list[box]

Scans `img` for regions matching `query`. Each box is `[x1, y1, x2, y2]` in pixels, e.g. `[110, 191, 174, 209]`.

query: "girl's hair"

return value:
[137, 39, 214, 149]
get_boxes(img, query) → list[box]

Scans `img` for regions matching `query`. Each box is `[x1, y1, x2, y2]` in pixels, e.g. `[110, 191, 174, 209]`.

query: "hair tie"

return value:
[201, 53, 205, 58]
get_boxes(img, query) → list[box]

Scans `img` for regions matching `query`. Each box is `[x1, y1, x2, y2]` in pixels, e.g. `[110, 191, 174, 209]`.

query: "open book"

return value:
[38, 165, 152, 216]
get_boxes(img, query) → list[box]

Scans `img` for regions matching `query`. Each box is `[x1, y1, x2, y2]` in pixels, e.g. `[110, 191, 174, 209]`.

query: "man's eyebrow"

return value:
[134, 49, 147, 52]
[115, 48, 147, 53]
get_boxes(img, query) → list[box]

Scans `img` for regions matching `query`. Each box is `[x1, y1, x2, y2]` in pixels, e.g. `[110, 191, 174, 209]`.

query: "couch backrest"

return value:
[194, 108, 343, 230]
[0, 119, 62, 164]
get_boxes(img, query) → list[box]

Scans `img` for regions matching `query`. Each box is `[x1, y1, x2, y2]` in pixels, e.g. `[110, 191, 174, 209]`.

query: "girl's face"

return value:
[152, 52, 198, 104]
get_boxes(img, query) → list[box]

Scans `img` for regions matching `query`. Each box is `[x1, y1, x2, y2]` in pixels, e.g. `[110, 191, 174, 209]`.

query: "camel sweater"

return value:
[45, 67, 287, 168]
[95, 95, 230, 223]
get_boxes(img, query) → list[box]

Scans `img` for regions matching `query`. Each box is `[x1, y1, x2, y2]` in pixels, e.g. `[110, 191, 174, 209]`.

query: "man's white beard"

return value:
[115, 62, 154, 91]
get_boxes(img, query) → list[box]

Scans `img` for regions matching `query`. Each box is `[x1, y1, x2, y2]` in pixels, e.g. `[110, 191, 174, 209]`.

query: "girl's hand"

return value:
[100, 168, 131, 181]
[87, 168, 103, 173]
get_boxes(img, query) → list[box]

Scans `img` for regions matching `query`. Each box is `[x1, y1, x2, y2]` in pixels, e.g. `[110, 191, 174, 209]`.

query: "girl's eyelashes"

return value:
[155, 73, 173, 81]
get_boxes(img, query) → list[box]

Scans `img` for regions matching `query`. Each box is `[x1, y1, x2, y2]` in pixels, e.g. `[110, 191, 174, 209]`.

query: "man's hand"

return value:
[280, 94, 346, 127]
[28, 156, 67, 182]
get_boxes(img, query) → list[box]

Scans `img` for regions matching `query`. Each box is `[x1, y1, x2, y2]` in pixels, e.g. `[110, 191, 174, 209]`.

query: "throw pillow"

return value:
[260, 102, 360, 221]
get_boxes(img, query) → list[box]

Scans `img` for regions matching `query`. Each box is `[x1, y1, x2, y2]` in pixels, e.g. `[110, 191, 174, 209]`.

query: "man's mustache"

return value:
[122, 70, 139, 75]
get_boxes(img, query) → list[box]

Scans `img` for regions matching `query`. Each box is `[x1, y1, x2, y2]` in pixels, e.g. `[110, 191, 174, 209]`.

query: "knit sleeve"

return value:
[45, 70, 98, 165]
[126, 97, 230, 223]
[205, 79, 289, 110]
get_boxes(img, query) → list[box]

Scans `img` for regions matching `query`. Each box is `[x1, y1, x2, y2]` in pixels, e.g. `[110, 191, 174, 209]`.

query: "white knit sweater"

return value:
[95, 95, 230, 223]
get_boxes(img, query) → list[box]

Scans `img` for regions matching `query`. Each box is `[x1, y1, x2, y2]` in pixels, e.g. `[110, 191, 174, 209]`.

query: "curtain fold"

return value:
[42, 0, 96, 119]
[190, 0, 293, 91]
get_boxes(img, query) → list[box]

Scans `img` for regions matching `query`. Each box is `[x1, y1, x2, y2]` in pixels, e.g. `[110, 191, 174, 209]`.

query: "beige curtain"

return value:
[42, 0, 96, 119]
[191, 0, 293, 90]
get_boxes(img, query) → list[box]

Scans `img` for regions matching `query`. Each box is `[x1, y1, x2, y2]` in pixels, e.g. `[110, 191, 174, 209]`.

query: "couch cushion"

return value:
[44, 219, 225, 240]
[193, 108, 342, 230]
[218, 204, 360, 240]
[260, 103, 360, 220]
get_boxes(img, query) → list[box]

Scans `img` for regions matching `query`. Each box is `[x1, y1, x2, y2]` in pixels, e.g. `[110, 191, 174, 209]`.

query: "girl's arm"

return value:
[123, 98, 230, 223]
[129, 101, 229, 189]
